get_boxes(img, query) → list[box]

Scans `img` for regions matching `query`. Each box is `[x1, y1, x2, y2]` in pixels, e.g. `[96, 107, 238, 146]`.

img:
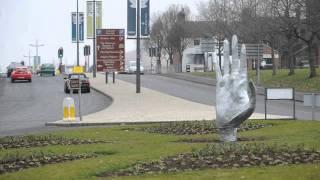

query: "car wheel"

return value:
[87, 88, 91, 93]
[11, 79, 14, 83]
[53, 72, 55, 76]
[29, 79, 32, 83]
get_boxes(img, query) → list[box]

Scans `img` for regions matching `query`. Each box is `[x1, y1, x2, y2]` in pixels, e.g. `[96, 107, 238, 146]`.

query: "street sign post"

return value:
[96, 29, 125, 72]
[265, 88, 295, 120]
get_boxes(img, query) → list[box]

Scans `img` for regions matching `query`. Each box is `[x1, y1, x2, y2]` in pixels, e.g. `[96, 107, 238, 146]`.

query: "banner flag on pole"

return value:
[87, 1, 102, 39]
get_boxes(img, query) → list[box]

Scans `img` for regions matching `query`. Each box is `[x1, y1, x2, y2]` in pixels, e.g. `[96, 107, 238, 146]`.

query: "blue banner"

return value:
[127, 0, 137, 37]
[72, 12, 84, 42]
[79, 12, 84, 42]
[72, 12, 77, 42]
[141, 0, 150, 37]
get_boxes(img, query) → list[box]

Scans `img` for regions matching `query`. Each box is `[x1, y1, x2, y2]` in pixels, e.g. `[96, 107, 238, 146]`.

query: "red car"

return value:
[11, 67, 32, 83]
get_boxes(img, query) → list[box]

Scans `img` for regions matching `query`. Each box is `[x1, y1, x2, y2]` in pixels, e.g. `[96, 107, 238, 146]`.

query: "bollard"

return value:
[105, 72, 109, 84]
[113, 72, 115, 83]
[63, 97, 76, 121]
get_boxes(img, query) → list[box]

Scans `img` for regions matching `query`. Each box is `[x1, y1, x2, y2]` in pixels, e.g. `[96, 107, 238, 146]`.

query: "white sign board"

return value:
[266, 88, 293, 100]
[200, 38, 215, 53]
[304, 94, 320, 107]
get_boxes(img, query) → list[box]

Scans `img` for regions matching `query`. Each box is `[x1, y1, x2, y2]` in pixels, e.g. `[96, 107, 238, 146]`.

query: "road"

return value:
[117, 74, 319, 120]
[0, 75, 112, 136]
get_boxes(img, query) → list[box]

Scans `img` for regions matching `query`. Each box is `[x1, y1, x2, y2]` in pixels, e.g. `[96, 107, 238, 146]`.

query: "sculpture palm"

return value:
[213, 35, 256, 142]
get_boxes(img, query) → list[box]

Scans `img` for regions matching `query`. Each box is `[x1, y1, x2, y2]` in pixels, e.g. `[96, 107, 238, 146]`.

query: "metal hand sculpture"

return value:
[213, 35, 256, 142]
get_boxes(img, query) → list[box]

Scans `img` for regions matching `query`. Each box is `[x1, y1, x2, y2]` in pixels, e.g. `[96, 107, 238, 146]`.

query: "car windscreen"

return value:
[15, 68, 28, 72]
[129, 61, 136, 66]
[70, 74, 86, 79]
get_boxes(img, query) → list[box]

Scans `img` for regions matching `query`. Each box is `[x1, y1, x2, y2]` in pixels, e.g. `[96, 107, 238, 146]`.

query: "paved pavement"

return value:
[47, 73, 289, 127]
[0, 75, 111, 136]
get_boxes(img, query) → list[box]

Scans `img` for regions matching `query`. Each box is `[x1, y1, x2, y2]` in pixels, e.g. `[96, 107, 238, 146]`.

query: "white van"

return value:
[126, 61, 144, 74]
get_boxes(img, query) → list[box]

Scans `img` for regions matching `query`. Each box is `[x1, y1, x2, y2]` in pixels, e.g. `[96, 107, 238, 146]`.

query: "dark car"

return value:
[6, 62, 21, 77]
[64, 73, 90, 93]
[40, 63, 55, 76]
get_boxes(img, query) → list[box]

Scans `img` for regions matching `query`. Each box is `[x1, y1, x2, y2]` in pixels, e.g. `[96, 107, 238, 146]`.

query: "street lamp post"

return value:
[29, 40, 44, 70]
[24, 49, 32, 67]
[76, 0, 80, 66]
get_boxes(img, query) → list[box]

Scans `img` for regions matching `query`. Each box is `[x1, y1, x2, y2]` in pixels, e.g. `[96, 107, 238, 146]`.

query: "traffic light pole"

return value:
[136, 0, 141, 93]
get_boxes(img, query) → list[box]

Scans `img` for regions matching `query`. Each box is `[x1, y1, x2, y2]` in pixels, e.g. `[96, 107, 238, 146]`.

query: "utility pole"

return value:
[29, 40, 44, 70]
[24, 49, 32, 67]
[93, 0, 96, 77]
[136, 0, 141, 93]
[76, 0, 80, 66]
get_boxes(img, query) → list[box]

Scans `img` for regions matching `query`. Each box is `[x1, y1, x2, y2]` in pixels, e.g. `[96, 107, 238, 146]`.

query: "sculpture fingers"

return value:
[240, 44, 247, 79]
[223, 39, 230, 76]
[224, 80, 256, 128]
[231, 35, 240, 75]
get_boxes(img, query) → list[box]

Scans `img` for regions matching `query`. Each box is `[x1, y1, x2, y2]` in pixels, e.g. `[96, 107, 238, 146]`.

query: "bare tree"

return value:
[292, 0, 320, 77]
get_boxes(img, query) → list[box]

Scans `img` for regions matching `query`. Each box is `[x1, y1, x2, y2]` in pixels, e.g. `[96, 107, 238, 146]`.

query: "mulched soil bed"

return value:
[177, 137, 266, 143]
[0, 153, 98, 174]
[101, 143, 320, 177]
[136, 121, 272, 135]
[0, 135, 108, 149]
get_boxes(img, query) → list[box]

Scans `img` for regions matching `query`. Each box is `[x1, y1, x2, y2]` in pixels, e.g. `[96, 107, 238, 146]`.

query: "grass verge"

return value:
[0, 120, 319, 179]
[190, 68, 320, 92]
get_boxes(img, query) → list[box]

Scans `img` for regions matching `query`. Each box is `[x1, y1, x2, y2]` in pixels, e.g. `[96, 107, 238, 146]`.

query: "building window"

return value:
[194, 40, 200, 46]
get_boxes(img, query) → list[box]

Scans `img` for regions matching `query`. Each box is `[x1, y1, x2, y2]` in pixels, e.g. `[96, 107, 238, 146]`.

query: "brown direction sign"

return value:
[96, 29, 125, 72]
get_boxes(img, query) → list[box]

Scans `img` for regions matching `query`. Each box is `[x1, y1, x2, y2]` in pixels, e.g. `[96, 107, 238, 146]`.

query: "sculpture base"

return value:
[219, 128, 237, 142]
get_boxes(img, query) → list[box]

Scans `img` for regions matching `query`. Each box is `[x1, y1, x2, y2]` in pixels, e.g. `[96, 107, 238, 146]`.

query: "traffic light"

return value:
[84, 45, 90, 56]
[58, 48, 63, 58]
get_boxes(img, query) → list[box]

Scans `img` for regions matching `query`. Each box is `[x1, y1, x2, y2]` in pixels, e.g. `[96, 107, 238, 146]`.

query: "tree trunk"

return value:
[288, 43, 295, 76]
[157, 55, 162, 74]
[307, 44, 317, 78]
[271, 46, 276, 76]
[169, 53, 174, 65]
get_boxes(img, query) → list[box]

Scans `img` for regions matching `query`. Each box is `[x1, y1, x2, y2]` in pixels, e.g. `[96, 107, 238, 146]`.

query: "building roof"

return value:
[182, 21, 216, 38]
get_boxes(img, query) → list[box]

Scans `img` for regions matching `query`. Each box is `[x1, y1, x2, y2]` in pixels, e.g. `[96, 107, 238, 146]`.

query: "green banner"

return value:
[87, 1, 102, 39]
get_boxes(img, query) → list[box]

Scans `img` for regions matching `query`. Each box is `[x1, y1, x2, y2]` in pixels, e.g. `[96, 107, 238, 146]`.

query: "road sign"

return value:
[96, 29, 125, 72]
[73, 66, 84, 73]
[200, 38, 215, 53]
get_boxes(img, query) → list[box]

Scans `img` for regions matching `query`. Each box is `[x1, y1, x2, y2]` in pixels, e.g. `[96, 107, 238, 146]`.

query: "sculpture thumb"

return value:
[228, 80, 256, 128]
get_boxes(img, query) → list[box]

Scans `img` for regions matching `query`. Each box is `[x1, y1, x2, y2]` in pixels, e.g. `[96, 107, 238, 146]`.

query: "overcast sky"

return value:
[0, 0, 205, 69]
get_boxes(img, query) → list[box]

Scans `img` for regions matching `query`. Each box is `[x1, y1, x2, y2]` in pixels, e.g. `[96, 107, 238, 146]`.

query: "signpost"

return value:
[304, 94, 320, 120]
[96, 29, 125, 72]
[265, 88, 295, 120]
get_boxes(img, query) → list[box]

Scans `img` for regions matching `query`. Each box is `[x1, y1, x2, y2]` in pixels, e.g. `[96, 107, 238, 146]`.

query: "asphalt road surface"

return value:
[117, 74, 319, 120]
[0, 75, 112, 136]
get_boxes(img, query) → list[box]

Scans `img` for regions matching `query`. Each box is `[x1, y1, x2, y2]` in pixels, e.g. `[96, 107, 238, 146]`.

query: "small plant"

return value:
[101, 143, 320, 177]
[138, 121, 272, 135]
[0, 150, 115, 174]
[0, 135, 108, 149]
